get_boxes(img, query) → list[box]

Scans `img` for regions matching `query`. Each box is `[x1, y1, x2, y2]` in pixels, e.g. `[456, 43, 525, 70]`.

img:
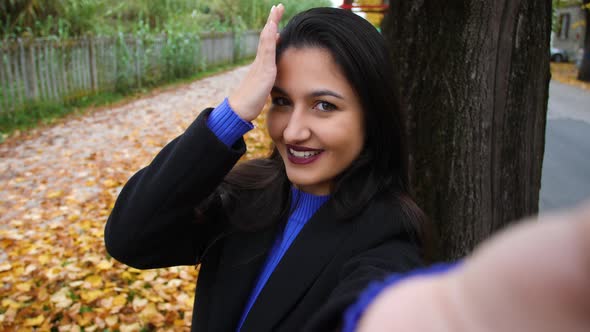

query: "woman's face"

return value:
[267, 47, 365, 195]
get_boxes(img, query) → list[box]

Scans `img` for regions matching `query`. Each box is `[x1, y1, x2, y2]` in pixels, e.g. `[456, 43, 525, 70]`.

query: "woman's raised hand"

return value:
[228, 4, 285, 122]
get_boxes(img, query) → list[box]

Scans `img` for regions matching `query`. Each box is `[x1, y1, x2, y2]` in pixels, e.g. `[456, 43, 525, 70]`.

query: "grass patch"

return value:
[0, 58, 252, 143]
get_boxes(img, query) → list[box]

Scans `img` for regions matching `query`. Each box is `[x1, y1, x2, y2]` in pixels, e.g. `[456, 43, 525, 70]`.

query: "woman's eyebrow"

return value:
[271, 86, 344, 99]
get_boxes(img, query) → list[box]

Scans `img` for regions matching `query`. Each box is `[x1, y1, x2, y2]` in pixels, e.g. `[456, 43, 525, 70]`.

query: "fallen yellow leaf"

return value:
[80, 289, 103, 303]
[1, 298, 22, 309]
[121, 271, 133, 280]
[50, 287, 73, 309]
[139, 270, 157, 282]
[24, 264, 37, 274]
[103, 179, 118, 188]
[16, 282, 32, 292]
[68, 214, 80, 222]
[75, 312, 94, 327]
[37, 287, 49, 301]
[112, 294, 127, 307]
[119, 322, 141, 332]
[105, 315, 118, 326]
[139, 303, 165, 325]
[96, 260, 113, 270]
[132, 296, 148, 310]
[24, 314, 45, 326]
[46, 190, 63, 199]
[0, 263, 12, 272]
[84, 274, 103, 288]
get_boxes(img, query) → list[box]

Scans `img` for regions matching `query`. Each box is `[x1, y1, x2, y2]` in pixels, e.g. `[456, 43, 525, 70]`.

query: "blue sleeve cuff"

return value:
[342, 262, 461, 332]
[207, 97, 254, 147]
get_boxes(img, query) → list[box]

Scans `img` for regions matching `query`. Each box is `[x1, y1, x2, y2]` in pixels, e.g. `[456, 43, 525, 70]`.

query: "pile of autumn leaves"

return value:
[0, 113, 272, 331]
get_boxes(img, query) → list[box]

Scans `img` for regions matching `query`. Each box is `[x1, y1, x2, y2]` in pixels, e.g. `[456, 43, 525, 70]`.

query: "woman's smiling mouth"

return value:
[286, 144, 324, 164]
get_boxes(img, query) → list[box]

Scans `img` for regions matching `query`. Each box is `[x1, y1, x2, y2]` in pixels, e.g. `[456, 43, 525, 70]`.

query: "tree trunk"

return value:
[382, 0, 551, 260]
[578, 0, 590, 82]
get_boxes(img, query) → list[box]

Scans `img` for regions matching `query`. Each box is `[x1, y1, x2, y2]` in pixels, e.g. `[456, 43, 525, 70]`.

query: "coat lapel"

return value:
[240, 200, 356, 331]
[206, 225, 278, 332]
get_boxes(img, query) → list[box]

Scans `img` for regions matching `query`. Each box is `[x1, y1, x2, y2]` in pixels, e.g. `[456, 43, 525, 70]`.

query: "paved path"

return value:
[541, 81, 590, 212]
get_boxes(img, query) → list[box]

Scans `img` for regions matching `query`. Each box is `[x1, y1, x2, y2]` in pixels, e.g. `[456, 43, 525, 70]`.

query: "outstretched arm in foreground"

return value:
[357, 202, 590, 332]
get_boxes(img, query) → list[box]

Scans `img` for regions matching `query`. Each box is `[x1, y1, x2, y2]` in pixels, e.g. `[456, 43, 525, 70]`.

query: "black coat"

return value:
[104, 109, 423, 331]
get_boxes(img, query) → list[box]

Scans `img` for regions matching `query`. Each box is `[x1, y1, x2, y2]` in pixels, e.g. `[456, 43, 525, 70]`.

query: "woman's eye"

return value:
[314, 101, 337, 112]
[271, 97, 290, 106]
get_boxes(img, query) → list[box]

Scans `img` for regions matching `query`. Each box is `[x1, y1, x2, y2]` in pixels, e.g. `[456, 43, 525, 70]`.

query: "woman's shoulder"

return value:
[351, 193, 427, 246]
[359, 193, 413, 222]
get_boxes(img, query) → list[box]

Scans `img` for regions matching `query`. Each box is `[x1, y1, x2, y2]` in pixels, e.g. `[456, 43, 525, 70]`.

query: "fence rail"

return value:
[0, 31, 260, 114]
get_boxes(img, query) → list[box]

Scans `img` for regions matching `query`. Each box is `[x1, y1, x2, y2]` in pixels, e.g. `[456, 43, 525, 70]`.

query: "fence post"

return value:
[43, 40, 55, 100]
[61, 42, 68, 97]
[4, 44, 17, 109]
[50, 41, 59, 99]
[37, 40, 45, 100]
[18, 39, 31, 101]
[25, 39, 39, 100]
[76, 41, 83, 91]
[88, 37, 98, 91]
[0, 45, 8, 113]
[135, 37, 141, 89]
[113, 39, 117, 87]
[83, 39, 90, 90]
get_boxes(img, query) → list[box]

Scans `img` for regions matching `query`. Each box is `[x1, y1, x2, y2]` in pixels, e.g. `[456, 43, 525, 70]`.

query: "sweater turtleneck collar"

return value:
[289, 186, 331, 223]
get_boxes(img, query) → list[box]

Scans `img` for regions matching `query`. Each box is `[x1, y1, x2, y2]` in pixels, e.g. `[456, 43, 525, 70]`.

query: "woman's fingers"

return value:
[259, 21, 277, 63]
[228, 4, 284, 122]
[258, 4, 283, 64]
[265, 3, 284, 26]
[275, 4, 285, 42]
[274, 3, 285, 27]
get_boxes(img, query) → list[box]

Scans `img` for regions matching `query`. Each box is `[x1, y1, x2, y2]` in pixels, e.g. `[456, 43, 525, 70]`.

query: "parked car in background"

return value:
[551, 47, 569, 62]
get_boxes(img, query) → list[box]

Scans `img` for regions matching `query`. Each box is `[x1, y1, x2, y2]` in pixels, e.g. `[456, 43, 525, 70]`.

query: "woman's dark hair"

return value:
[198, 7, 435, 261]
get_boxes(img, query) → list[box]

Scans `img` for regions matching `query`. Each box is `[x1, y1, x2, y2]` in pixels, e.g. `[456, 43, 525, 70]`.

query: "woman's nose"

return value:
[282, 109, 311, 143]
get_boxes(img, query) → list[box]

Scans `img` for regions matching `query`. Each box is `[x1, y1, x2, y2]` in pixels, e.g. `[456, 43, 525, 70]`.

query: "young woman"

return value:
[105, 5, 432, 332]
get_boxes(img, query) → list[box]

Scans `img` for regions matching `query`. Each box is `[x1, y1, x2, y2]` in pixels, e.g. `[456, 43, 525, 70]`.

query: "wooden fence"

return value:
[0, 31, 260, 114]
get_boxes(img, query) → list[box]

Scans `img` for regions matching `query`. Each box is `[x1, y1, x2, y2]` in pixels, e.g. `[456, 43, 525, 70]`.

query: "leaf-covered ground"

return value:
[551, 62, 590, 91]
[0, 66, 273, 331]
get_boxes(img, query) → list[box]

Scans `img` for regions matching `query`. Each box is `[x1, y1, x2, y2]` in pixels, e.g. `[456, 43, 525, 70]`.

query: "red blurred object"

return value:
[340, 2, 389, 13]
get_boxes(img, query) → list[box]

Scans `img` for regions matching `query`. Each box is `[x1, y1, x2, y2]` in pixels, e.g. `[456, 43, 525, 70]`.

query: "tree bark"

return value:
[578, 0, 590, 82]
[382, 0, 551, 260]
